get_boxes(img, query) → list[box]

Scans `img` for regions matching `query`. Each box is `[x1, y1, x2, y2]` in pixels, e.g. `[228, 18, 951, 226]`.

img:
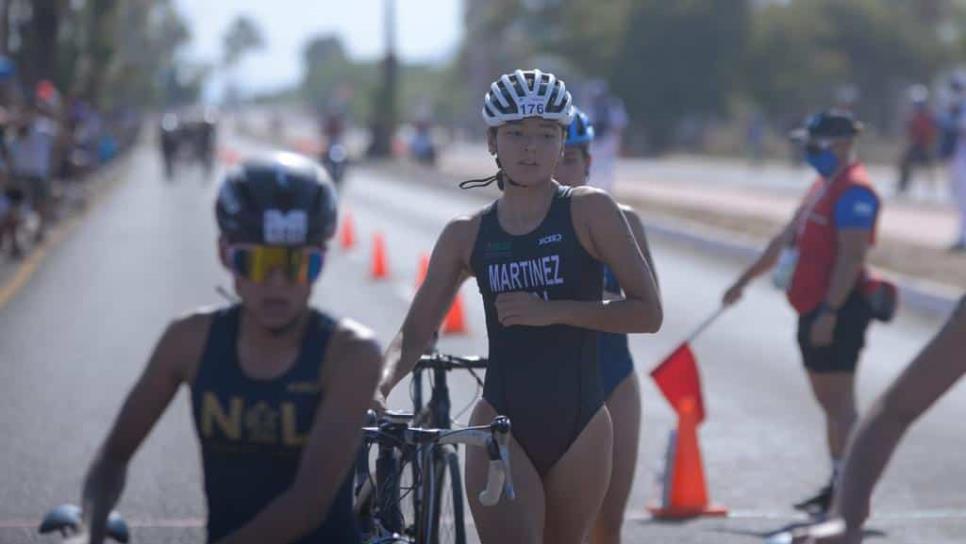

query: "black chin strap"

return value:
[458, 172, 500, 190]
[458, 158, 523, 190]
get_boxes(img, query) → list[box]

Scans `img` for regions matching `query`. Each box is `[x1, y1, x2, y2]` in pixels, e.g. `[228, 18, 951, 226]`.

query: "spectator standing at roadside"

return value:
[9, 100, 58, 243]
[896, 85, 937, 196]
[943, 78, 966, 252]
[746, 110, 767, 165]
[587, 80, 628, 194]
[0, 152, 22, 258]
[723, 110, 883, 516]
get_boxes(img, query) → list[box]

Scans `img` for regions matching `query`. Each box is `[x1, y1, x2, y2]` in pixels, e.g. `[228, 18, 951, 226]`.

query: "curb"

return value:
[642, 214, 962, 317]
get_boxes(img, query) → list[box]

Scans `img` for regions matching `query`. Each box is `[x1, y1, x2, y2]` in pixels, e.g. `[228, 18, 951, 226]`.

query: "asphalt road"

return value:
[0, 133, 961, 543]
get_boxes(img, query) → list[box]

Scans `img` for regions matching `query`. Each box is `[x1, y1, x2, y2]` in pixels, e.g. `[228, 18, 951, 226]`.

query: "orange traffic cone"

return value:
[371, 232, 389, 280]
[340, 212, 356, 250]
[218, 147, 241, 166]
[441, 292, 468, 335]
[415, 253, 430, 289]
[647, 397, 727, 519]
[293, 137, 320, 156]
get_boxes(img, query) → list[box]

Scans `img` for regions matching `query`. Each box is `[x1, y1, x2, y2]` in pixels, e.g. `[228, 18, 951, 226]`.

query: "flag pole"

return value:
[685, 306, 727, 345]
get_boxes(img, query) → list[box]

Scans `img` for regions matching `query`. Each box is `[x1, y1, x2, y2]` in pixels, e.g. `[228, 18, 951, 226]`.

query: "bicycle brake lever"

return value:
[478, 418, 515, 504]
[478, 458, 506, 507]
[494, 424, 515, 502]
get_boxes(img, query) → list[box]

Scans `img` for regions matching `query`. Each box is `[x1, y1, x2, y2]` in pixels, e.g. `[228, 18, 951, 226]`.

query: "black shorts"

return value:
[797, 290, 872, 374]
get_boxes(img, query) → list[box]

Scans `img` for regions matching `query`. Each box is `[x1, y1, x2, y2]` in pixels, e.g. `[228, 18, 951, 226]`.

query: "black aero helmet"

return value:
[215, 152, 338, 245]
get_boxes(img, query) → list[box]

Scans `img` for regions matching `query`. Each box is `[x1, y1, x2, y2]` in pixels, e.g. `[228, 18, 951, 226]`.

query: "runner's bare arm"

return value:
[521, 188, 660, 334]
[379, 216, 477, 398]
[81, 314, 204, 543]
[620, 204, 659, 292]
[216, 322, 382, 544]
[831, 297, 966, 532]
[736, 208, 801, 286]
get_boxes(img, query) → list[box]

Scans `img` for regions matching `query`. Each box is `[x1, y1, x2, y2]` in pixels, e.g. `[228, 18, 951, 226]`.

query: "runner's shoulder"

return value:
[617, 203, 649, 240]
[568, 185, 621, 223]
[617, 203, 643, 223]
[324, 318, 382, 384]
[569, 185, 618, 208]
[440, 210, 484, 246]
[158, 306, 220, 380]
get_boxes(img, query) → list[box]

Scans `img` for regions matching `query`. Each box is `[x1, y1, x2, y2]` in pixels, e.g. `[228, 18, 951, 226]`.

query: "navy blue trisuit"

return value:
[470, 185, 605, 476]
[190, 306, 360, 543]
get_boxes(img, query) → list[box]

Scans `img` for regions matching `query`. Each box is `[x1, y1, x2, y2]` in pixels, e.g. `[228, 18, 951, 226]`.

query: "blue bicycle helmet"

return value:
[566, 107, 595, 147]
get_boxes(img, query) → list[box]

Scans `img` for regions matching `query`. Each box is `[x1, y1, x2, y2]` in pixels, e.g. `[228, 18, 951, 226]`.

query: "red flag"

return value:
[650, 343, 706, 423]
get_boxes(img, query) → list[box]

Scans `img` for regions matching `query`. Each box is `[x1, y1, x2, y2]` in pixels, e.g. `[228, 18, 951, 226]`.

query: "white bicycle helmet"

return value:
[482, 69, 574, 127]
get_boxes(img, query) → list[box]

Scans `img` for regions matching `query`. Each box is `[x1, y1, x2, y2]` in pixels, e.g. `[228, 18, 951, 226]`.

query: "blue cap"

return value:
[566, 107, 595, 147]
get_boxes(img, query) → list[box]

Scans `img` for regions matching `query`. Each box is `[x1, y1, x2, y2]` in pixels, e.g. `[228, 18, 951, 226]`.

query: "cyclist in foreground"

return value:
[76, 152, 381, 543]
[376, 69, 662, 543]
[554, 107, 659, 544]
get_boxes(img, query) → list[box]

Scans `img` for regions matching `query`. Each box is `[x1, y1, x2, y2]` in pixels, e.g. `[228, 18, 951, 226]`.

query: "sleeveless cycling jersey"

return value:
[190, 306, 359, 543]
[470, 185, 604, 476]
[599, 265, 634, 399]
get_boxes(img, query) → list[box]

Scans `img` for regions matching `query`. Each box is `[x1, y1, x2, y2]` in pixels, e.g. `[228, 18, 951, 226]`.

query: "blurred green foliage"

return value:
[3, 0, 201, 110]
[285, 0, 966, 154]
[392, 0, 966, 152]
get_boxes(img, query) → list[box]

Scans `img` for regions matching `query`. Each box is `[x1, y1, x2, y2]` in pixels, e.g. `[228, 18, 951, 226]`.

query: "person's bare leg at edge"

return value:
[543, 406, 613, 543]
[592, 373, 642, 544]
[467, 399, 545, 543]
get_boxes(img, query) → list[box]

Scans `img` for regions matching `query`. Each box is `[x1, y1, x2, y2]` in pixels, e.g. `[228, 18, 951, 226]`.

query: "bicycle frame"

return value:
[412, 353, 487, 430]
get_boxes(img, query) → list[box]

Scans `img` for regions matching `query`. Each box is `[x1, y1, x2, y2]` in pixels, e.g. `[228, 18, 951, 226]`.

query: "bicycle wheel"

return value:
[358, 445, 420, 542]
[419, 446, 466, 544]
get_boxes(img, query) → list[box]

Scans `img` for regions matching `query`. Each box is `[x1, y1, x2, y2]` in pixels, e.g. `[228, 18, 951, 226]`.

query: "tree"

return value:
[611, 0, 750, 151]
[533, 0, 633, 80]
[8, 0, 67, 88]
[0, 0, 198, 109]
[744, 0, 953, 133]
[454, 0, 531, 129]
[222, 15, 264, 69]
[80, 0, 119, 105]
[220, 15, 264, 106]
[301, 35, 353, 112]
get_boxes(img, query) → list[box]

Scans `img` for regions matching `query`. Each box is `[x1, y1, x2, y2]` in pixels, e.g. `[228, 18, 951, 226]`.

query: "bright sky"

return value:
[173, 0, 464, 96]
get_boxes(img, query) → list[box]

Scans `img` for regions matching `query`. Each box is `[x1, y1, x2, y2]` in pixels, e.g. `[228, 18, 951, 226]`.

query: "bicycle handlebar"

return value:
[415, 353, 488, 371]
[477, 416, 514, 506]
